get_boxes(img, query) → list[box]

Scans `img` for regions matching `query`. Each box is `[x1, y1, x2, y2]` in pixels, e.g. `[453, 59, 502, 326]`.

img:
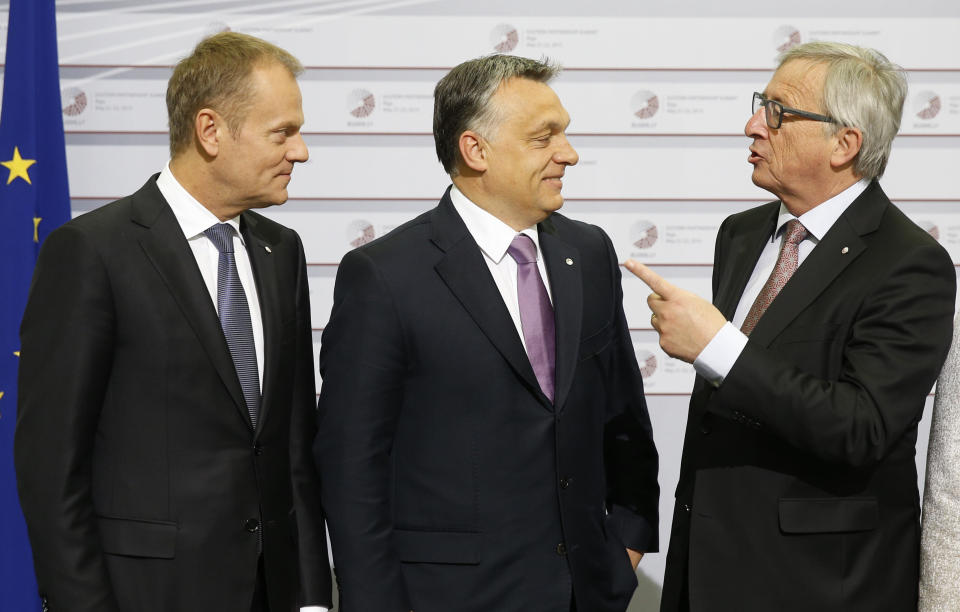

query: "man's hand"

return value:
[627, 548, 643, 571]
[624, 260, 726, 363]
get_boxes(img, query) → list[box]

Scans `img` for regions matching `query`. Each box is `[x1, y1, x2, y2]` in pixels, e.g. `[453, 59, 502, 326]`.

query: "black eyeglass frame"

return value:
[752, 92, 838, 129]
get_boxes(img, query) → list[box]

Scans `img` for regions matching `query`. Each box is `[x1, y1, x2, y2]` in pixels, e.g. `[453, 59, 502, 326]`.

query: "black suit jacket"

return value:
[15, 176, 332, 612]
[660, 182, 956, 612]
[315, 189, 659, 612]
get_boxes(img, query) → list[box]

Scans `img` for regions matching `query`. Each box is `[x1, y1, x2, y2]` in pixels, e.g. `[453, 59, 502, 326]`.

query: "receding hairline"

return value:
[476, 76, 569, 138]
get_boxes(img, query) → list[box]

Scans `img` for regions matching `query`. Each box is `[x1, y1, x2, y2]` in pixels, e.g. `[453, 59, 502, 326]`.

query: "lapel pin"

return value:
[264, 245, 272, 254]
[841, 246, 849, 254]
[565, 258, 574, 266]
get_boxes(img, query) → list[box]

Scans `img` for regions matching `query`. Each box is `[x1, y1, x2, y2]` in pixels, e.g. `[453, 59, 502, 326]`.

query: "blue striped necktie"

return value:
[204, 223, 260, 429]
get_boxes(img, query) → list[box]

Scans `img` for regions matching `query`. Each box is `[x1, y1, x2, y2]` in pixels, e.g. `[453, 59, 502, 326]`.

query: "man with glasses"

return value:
[625, 42, 955, 611]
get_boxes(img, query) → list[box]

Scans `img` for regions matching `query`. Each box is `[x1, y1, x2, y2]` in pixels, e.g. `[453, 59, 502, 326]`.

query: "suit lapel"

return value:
[714, 204, 778, 318]
[430, 192, 549, 408]
[747, 182, 885, 346]
[242, 213, 282, 434]
[538, 220, 581, 412]
[131, 177, 249, 427]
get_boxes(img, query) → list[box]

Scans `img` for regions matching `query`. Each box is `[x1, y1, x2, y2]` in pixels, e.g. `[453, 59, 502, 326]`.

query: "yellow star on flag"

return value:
[2, 146, 37, 185]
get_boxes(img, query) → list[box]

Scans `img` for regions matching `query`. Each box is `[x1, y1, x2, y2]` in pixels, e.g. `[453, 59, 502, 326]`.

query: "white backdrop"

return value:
[3, 1, 958, 608]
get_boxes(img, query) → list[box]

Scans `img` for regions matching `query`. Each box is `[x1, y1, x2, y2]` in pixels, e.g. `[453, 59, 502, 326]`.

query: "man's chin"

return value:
[541, 194, 565, 213]
[249, 192, 289, 209]
[750, 170, 772, 192]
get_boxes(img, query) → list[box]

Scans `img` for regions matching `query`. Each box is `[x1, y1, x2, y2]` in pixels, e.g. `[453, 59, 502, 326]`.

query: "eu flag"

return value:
[0, 0, 70, 609]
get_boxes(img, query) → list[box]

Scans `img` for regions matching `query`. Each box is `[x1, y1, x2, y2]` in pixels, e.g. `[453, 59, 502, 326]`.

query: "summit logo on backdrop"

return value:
[635, 349, 658, 379]
[61, 88, 87, 116]
[630, 220, 659, 250]
[772, 25, 801, 53]
[631, 90, 659, 120]
[347, 220, 376, 249]
[348, 89, 376, 119]
[918, 220, 941, 242]
[490, 24, 519, 53]
[914, 91, 941, 120]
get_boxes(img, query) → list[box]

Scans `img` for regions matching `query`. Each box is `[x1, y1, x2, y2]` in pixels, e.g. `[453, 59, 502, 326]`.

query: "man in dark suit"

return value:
[14, 33, 331, 612]
[315, 55, 659, 612]
[627, 42, 956, 611]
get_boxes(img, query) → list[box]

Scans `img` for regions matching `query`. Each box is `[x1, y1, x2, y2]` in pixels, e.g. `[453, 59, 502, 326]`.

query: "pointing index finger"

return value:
[624, 259, 674, 298]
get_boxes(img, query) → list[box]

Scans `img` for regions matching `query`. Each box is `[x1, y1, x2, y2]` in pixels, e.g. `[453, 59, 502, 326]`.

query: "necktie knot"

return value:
[205, 223, 236, 254]
[507, 234, 538, 264]
[740, 218, 809, 336]
[782, 219, 808, 247]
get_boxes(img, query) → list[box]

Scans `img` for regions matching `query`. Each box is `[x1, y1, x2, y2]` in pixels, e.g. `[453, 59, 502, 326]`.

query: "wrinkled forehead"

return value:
[767, 59, 826, 107]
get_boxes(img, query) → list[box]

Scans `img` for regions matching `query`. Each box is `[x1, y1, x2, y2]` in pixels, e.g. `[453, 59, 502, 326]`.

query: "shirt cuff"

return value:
[693, 321, 748, 387]
[300, 607, 329, 612]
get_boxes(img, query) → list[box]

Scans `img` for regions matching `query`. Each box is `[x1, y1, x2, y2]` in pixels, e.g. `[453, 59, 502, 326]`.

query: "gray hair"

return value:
[433, 54, 560, 175]
[778, 41, 907, 180]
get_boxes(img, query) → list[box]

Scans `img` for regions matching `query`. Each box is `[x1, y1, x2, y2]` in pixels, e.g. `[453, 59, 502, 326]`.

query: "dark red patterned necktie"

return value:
[741, 219, 808, 336]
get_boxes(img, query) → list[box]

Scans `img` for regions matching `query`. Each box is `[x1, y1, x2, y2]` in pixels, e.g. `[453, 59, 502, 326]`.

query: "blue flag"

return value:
[0, 0, 70, 608]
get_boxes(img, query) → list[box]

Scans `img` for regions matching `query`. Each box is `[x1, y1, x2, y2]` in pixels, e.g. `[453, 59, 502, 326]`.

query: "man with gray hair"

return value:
[624, 41, 956, 611]
[316, 54, 659, 612]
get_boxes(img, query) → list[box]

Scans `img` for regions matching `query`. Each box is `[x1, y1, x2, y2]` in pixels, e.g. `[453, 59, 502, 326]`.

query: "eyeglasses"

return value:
[752, 92, 837, 129]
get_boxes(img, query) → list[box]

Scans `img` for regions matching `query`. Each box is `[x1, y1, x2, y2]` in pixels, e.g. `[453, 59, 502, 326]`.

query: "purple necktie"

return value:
[740, 219, 808, 336]
[507, 234, 556, 403]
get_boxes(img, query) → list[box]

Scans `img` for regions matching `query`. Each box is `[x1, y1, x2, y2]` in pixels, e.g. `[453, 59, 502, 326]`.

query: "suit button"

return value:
[683, 504, 691, 513]
[700, 425, 710, 434]
[253, 443, 263, 456]
[556, 543, 567, 556]
[560, 478, 571, 489]
[244, 518, 260, 533]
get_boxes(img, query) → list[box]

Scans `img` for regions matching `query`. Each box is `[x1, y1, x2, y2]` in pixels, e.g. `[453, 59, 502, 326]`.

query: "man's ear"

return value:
[458, 130, 488, 173]
[195, 108, 222, 157]
[831, 126, 863, 169]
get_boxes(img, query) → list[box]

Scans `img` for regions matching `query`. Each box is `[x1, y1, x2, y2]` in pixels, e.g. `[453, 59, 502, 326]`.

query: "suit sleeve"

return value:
[919, 312, 960, 610]
[314, 248, 411, 611]
[599, 228, 660, 553]
[712, 235, 956, 468]
[288, 232, 333, 607]
[14, 224, 121, 612]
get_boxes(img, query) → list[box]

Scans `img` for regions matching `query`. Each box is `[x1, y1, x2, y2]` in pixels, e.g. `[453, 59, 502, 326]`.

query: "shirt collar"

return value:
[449, 184, 542, 263]
[772, 179, 869, 243]
[156, 161, 244, 243]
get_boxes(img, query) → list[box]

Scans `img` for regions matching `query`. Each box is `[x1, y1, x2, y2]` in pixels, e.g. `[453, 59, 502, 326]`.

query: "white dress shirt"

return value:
[449, 184, 554, 352]
[156, 163, 265, 390]
[694, 180, 869, 385]
[157, 164, 328, 612]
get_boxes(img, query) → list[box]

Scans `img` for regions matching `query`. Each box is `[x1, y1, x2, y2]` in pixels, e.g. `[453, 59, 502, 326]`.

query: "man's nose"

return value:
[555, 135, 579, 166]
[745, 107, 768, 138]
[288, 133, 309, 163]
